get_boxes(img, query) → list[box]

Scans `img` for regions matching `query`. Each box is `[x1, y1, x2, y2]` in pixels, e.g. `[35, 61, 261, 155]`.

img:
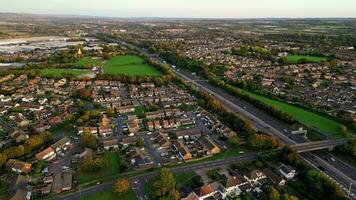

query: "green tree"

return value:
[154, 168, 180, 200]
[135, 138, 145, 148]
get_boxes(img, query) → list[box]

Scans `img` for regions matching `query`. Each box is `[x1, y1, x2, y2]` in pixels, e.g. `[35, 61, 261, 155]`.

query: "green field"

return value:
[78, 152, 120, 184]
[241, 89, 349, 138]
[104, 55, 162, 76]
[81, 189, 138, 200]
[74, 57, 103, 67]
[37, 68, 91, 78]
[286, 55, 327, 64]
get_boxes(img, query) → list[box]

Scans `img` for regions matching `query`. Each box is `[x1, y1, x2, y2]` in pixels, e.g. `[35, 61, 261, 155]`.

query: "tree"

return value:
[113, 179, 130, 195]
[135, 138, 145, 148]
[154, 168, 180, 200]
[80, 132, 99, 149]
[337, 125, 348, 137]
[269, 187, 280, 200]
[77, 88, 91, 99]
[228, 135, 241, 148]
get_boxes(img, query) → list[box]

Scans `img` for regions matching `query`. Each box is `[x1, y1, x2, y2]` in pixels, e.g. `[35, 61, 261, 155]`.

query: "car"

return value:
[96, 182, 101, 185]
[239, 151, 245, 154]
[147, 132, 152, 135]
[62, 166, 69, 170]
[330, 157, 336, 162]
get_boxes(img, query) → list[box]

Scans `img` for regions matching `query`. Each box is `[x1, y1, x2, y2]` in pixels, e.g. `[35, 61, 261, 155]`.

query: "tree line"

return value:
[0, 132, 53, 168]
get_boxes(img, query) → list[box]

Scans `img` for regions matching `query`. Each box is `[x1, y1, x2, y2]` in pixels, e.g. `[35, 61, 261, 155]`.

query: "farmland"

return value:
[286, 55, 328, 64]
[104, 55, 162, 76]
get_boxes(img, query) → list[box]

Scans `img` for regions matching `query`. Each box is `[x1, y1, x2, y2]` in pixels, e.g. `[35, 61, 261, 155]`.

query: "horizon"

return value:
[1, 0, 356, 19]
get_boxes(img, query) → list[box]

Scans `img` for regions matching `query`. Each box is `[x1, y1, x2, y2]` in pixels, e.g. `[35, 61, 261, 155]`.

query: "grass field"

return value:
[77, 152, 120, 184]
[286, 55, 327, 64]
[81, 189, 138, 200]
[104, 55, 162, 76]
[241, 89, 350, 138]
[37, 68, 91, 78]
[74, 57, 103, 67]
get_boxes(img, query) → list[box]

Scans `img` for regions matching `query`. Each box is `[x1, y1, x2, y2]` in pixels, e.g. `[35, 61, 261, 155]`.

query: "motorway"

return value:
[55, 153, 257, 200]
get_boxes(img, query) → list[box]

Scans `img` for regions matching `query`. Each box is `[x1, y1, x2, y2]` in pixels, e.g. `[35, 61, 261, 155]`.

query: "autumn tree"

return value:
[80, 132, 99, 149]
[269, 187, 280, 200]
[337, 125, 348, 137]
[113, 179, 130, 195]
[154, 168, 180, 200]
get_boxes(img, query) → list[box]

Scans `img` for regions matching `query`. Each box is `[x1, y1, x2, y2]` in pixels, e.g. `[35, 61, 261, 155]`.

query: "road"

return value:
[99, 36, 356, 198]
[56, 153, 257, 200]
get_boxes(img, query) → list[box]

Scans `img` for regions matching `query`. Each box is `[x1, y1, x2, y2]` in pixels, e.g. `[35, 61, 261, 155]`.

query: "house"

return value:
[276, 163, 297, 180]
[153, 132, 171, 149]
[77, 127, 98, 135]
[121, 136, 137, 147]
[36, 147, 56, 161]
[62, 172, 72, 191]
[102, 139, 119, 150]
[10, 131, 29, 143]
[261, 168, 286, 186]
[145, 110, 165, 120]
[173, 141, 192, 161]
[199, 136, 221, 155]
[116, 105, 135, 114]
[243, 170, 267, 184]
[98, 126, 112, 137]
[80, 148, 94, 158]
[175, 128, 202, 139]
[220, 176, 249, 197]
[6, 159, 32, 174]
[51, 137, 71, 153]
[147, 121, 155, 130]
[52, 173, 62, 194]
[128, 115, 139, 134]
[184, 181, 227, 200]
[129, 147, 154, 170]
[10, 189, 31, 200]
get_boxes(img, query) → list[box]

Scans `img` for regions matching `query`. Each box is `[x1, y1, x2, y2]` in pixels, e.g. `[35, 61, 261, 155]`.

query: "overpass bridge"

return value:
[291, 139, 347, 153]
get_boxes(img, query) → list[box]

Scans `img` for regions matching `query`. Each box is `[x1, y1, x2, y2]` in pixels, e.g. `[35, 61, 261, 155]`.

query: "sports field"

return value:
[286, 55, 327, 64]
[240, 89, 351, 138]
[37, 68, 91, 78]
[104, 55, 162, 76]
[74, 57, 103, 67]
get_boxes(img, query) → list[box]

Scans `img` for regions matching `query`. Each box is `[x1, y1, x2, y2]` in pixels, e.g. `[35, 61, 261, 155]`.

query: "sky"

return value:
[1, 0, 356, 18]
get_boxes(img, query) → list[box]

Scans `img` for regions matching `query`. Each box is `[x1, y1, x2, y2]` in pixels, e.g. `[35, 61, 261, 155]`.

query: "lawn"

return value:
[81, 189, 138, 200]
[241, 89, 350, 138]
[74, 57, 103, 67]
[77, 152, 120, 184]
[286, 55, 327, 64]
[104, 55, 162, 76]
[37, 68, 91, 78]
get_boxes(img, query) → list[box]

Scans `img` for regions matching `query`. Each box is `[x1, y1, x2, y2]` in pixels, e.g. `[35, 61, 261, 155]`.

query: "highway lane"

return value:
[98, 35, 356, 198]
[56, 153, 257, 200]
